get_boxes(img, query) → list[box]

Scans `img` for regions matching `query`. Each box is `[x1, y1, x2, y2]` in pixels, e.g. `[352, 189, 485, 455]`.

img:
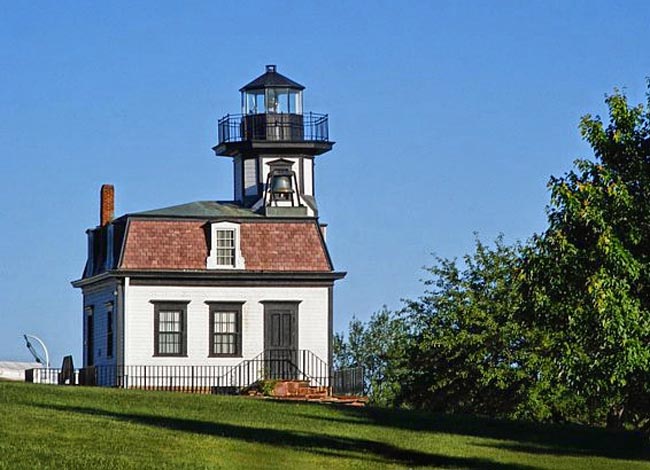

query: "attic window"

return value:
[207, 222, 245, 270]
[216, 229, 235, 266]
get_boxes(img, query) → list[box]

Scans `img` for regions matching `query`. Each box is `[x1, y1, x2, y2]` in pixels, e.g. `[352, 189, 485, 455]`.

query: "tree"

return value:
[399, 236, 534, 417]
[522, 86, 650, 428]
[333, 307, 409, 405]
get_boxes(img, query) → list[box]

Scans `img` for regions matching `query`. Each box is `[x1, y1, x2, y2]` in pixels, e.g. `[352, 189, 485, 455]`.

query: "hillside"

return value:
[0, 382, 648, 470]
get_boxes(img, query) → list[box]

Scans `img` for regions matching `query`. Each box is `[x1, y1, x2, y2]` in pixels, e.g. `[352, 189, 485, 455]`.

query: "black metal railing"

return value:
[332, 366, 365, 396]
[297, 349, 330, 387]
[26, 349, 333, 394]
[26, 351, 364, 397]
[218, 112, 329, 144]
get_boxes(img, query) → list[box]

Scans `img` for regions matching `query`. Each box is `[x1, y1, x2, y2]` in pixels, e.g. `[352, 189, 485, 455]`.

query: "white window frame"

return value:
[207, 221, 245, 270]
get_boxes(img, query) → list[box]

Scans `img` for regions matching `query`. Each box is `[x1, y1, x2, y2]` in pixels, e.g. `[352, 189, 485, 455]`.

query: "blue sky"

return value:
[1, 1, 649, 363]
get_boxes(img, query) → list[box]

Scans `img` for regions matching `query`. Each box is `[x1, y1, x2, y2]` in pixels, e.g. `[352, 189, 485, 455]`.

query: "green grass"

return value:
[0, 382, 648, 469]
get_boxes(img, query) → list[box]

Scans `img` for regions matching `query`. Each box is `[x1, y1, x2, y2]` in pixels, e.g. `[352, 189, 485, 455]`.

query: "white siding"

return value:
[244, 159, 257, 196]
[123, 285, 329, 367]
[82, 280, 118, 368]
[303, 157, 314, 196]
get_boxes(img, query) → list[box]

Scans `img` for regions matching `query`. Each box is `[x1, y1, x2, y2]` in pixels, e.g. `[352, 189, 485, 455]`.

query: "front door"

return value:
[264, 303, 298, 380]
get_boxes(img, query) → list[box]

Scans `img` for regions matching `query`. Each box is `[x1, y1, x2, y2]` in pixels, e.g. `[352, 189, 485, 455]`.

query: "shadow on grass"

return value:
[40, 403, 538, 470]
[289, 404, 650, 462]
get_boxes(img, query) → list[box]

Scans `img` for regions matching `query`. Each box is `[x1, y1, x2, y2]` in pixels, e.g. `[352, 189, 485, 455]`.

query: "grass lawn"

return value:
[0, 382, 648, 469]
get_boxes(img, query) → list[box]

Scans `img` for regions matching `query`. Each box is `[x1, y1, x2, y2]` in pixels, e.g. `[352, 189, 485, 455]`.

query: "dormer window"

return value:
[207, 221, 245, 270]
[216, 229, 235, 266]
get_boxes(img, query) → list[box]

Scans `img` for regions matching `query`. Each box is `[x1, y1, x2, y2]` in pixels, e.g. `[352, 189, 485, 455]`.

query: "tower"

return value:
[213, 65, 334, 217]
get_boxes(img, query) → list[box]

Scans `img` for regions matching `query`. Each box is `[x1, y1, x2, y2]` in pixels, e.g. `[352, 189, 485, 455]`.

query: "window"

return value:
[288, 90, 302, 114]
[208, 303, 242, 357]
[153, 302, 188, 357]
[216, 229, 235, 266]
[266, 88, 287, 113]
[106, 303, 114, 358]
[207, 222, 245, 269]
[245, 90, 265, 114]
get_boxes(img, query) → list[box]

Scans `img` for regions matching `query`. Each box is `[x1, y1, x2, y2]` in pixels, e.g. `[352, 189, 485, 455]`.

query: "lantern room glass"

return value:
[288, 90, 302, 114]
[244, 91, 265, 114]
[243, 88, 302, 115]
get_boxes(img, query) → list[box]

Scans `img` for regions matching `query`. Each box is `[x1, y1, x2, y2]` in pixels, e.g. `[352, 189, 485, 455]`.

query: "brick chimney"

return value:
[100, 184, 114, 226]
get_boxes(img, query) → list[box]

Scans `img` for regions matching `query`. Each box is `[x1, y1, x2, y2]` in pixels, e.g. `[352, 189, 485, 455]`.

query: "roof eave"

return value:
[71, 271, 113, 288]
[72, 269, 346, 288]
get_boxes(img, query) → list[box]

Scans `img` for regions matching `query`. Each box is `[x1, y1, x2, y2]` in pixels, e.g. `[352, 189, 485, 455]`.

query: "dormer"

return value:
[206, 221, 246, 270]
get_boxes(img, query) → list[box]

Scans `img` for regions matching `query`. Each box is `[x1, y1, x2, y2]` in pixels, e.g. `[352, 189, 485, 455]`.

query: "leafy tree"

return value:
[334, 308, 408, 405]
[399, 236, 534, 417]
[522, 87, 650, 429]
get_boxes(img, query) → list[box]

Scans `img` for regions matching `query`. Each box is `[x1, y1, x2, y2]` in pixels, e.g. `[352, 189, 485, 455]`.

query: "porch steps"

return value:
[274, 380, 327, 398]
[245, 380, 367, 406]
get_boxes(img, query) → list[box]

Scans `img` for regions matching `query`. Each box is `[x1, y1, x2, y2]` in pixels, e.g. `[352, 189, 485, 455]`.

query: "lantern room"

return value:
[242, 65, 304, 115]
[215, 65, 332, 151]
[237, 65, 306, 142]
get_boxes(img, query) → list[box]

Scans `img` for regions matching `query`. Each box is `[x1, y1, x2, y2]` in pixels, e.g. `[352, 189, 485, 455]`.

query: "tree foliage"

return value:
[398, 237, 532, 417]
[523, 87, 650, 428]
[336, 85, 650, 430]
[333, 307, 408, 405]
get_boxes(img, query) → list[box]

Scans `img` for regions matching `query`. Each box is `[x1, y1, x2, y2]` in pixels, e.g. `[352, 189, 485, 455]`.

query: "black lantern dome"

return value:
[240, 65, 305, 91]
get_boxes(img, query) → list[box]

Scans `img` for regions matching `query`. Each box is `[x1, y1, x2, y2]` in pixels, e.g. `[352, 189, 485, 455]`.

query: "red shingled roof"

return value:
[120, 219, 332, 272]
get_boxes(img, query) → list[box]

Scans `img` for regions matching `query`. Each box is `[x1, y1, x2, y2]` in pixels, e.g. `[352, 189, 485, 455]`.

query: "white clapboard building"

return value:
[72, 66, 346, 393]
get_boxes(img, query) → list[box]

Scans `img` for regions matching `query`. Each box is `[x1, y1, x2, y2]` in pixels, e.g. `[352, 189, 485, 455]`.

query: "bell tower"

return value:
[213, 65, 334, 217]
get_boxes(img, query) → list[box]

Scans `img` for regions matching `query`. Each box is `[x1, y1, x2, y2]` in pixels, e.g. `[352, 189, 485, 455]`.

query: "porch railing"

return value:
[331, 366, 365, 396]
[26, 349, 339, 394]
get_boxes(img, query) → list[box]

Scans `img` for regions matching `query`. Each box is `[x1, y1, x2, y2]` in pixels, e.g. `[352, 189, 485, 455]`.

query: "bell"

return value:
[270, 174, 293, 194]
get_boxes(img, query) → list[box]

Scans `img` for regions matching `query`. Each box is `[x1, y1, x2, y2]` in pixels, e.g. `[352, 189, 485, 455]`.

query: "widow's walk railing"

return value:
[218, 112, 329, 144]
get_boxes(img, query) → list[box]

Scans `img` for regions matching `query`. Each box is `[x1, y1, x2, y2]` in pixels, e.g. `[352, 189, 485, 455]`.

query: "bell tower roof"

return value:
[239, 65, 305, 92]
